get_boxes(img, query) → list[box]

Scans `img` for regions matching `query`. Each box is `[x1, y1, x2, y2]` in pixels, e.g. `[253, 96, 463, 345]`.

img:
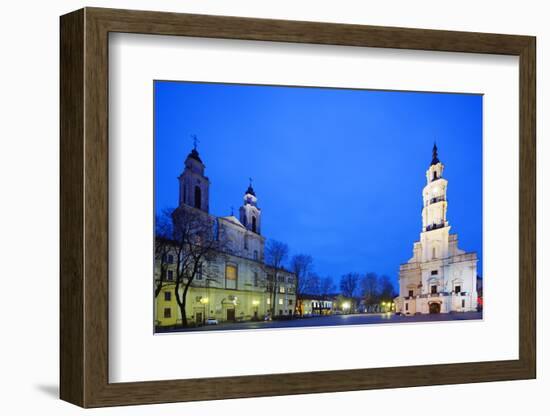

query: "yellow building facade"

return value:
[154, 145, 296, 329]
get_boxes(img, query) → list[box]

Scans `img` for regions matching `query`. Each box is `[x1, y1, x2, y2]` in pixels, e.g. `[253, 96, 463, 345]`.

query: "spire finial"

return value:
[245, 177, 256, 196]
[230, 206, 234, 216]
[191, 134, 199, 150]
[431, 141, 440, 166]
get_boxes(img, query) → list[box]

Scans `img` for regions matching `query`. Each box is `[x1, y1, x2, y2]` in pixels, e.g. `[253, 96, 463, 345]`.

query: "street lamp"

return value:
[342, 302, 350, 314]
[199, 297, 209, 325]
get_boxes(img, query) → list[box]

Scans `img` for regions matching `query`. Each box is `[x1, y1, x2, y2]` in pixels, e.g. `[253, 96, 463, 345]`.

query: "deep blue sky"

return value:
[154, 81, 483, 290]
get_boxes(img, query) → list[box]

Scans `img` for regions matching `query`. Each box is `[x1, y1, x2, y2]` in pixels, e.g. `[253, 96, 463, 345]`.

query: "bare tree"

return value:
[361, 272, 379, 311]
[319, 276, 335, 296]
[304, 272, 321, 295]
[290, 254, 313, 315]
[378, 274, 396, 301]
[340, 272, 360, 298]
[154, 209, 174, 298]
[264, 239, 289, 316]
[170, 206, 226, 328]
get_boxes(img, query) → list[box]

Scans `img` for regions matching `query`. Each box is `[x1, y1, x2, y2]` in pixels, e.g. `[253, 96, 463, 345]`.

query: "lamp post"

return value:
[199, 296, 209, 325]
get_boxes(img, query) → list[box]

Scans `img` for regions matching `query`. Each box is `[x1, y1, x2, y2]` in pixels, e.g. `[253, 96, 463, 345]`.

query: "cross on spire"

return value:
[191, 134, 199, 150]
[230, 206, 234, 216]
[249, 177, 253, 187]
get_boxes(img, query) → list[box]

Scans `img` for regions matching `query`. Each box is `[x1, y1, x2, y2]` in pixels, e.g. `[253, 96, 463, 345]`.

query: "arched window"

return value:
[433, 170, 438, 181]
[194, 186, 201, 209]
[252, 216, 257, 233]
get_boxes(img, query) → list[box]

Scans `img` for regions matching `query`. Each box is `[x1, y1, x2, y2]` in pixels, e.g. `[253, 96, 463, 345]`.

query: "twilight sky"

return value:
[154, 81, 483, 290]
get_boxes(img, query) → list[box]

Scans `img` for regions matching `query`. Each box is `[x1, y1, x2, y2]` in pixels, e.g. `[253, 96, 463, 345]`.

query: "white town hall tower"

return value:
[395, 144, 479, 315]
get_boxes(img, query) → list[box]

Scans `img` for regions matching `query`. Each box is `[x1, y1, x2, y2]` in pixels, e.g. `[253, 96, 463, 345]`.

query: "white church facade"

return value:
[395, 144, 479, 315]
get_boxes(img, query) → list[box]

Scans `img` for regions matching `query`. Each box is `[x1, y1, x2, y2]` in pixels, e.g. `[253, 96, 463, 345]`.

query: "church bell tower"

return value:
[420, 143, 450, 261]
[178, 138, 210, 213]
[239, 179, 261, 234]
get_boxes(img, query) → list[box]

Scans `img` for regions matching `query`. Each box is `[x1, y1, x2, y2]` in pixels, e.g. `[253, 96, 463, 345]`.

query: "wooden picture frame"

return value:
[60, 7, 536, 408]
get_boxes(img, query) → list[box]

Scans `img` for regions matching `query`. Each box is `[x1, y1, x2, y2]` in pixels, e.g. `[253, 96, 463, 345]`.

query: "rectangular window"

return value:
[266, 298, 270, 305]
[408, 290, 414, 297]
[253, 250, 258, 260]
[288, 299, 293, 305]
[278, 299, 283, 305]
[405, 303, 409, 311]
[163, 308, 171, 318]
[279, 287, 285, 294]
[287, 277, 294, 284]
[225, 264, 238, 289]
[277, 275, 285, 283]
[462, 299, 466, 308]
[253, 272, 259, 287]
[431, 285, 437, 294]
[244, 235, 248, 250]
[167, 254, 174, 264]
[431, 270, 438, 275]
[164, 291, 171, 301]
[196, 263, 203, 280]
[167, 270, 173, 281]
[455, 285, 461, 294]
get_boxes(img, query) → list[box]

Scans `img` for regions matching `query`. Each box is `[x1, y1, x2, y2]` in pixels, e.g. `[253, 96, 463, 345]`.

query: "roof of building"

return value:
[220, 215, 245, 228]
[245, 184, 256, 196]
[187, 148, 203, 164]
[431, 142, 440, 166]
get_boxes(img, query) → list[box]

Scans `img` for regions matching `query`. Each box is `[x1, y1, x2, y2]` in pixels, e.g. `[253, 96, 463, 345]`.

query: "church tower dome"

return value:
[239, 179, 261, 234]
[177, 138, 210, 212]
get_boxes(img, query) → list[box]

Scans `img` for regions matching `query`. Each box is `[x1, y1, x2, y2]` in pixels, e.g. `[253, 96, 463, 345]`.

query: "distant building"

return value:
[297, 295, 334, 316]
[395, 144, 478, 315]
[155, 146, 296, 327]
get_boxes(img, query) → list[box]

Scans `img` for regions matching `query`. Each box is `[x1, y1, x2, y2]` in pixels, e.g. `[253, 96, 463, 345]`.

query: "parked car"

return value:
[205, 317, 218, 325]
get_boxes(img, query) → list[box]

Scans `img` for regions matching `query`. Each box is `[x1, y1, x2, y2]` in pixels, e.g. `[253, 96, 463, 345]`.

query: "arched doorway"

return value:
[429, 302, 441, 314]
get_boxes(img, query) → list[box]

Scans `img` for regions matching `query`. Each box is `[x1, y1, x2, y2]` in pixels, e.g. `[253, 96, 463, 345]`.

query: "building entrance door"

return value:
[195, 312, 203, 325]
[429, 303, 441, 314]
[226, 308, 235, 322]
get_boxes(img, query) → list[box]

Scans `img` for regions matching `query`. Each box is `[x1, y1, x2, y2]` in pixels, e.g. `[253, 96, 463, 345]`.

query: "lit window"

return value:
[279, 287, 285, 294]
[267, 298, 270, 305]
[225, 264, 238, 289]
[164, 291, 171, 301]
[163, 308, 171, 318]
[278, 299, 283, 305]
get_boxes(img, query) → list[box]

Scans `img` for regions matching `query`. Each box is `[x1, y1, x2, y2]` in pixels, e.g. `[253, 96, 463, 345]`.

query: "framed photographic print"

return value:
[60, 7, 536, 408]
